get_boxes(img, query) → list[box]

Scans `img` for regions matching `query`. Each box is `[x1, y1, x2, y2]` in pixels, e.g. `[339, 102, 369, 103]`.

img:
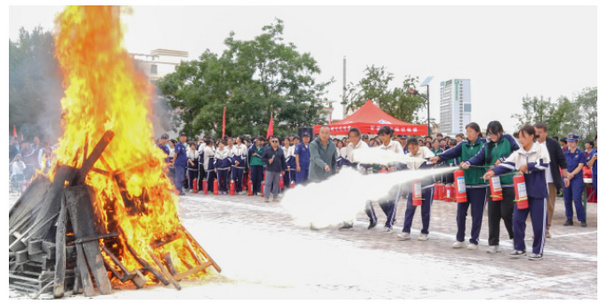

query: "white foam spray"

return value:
[281, 166, 456, 229]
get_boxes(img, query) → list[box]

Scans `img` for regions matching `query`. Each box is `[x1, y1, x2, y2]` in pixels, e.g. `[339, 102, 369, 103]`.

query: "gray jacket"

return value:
[308, 137, 337, 182]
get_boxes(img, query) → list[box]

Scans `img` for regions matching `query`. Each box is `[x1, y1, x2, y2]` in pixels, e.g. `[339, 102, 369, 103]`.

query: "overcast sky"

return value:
[7, 2, 598, 133]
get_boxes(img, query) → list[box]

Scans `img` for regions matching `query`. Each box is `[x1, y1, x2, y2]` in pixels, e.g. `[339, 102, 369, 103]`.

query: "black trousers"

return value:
[487, 186, 515, 246]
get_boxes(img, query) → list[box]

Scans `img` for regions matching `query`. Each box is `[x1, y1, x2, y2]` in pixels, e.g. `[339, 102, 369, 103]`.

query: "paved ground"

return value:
[9, 185, 598, 300]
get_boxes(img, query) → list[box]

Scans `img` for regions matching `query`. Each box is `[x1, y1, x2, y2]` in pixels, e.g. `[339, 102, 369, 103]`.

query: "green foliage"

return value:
[511, 87, 597, 147]
[9, 26, 64, 142]
[156, 19, 332, 138]
[343, 65, 426, 123]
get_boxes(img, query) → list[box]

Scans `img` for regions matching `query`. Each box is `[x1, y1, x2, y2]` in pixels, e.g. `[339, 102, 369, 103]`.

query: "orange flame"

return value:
[51, 6, 203, 283]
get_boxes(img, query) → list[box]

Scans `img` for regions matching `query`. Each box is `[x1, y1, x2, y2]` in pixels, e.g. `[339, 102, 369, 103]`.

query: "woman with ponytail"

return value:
[462, 121, 520, 253]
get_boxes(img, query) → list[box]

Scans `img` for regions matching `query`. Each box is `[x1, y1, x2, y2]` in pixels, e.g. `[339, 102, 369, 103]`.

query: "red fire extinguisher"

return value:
[203, 179, 208, 195]
[193, 179, 198, 193]
[454, 170, 467, 203]
[290, 180, 295, 189]
[438, 183, 445, 201]
[247, 180, 253, 196]
[488, 170, 503, 201]
[379, 168, 388, 174]
[213, 179, 219, 195]
[261, 180, 265, 197]
[412, 180, 422, 206]
[230, 179, 235, 196]
[444, 184, 452, 202]
[513, 173, 528, 209]
[433, 183, 440, 200]
[279, 174, 284, 189]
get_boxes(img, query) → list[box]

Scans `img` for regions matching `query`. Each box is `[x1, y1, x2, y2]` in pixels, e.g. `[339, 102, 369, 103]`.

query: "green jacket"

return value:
[308, 138, 337, 182]
[466, 134, 520, 185]
[438, 138, 487, 186]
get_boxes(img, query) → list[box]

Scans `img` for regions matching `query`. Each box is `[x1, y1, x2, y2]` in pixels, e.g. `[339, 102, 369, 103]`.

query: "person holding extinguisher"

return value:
[397, 137, 436, 241]
[563, 133, 587, 227]
[375, 126, 405, 233]
[462, 121, 520, 253]
[483, 125, 550, 261]
[431, 122, 487, 250]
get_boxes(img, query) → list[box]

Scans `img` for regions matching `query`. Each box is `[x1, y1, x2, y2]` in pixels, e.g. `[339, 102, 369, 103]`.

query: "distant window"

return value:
[464, 104, 471, 112]
[150, 64, 158, 75]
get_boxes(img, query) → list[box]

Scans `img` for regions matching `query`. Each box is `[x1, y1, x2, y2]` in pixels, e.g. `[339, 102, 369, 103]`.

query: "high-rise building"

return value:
[439, 79, 471, 135]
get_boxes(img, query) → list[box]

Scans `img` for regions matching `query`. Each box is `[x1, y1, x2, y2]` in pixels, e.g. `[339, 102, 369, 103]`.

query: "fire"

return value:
[50, 6, 206, 284]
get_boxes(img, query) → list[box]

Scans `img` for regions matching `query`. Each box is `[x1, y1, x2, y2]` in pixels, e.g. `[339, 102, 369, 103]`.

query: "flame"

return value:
[51, 6, 205, 283]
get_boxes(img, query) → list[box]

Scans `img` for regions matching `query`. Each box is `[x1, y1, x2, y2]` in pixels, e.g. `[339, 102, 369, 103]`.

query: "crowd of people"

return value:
[154, 121, 596, 262]
[9, 135, 53, 192]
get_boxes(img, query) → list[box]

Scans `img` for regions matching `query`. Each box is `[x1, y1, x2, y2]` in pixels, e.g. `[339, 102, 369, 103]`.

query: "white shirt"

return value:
[407, 146, 435, 170]
[540, 140, 553, 183]
[346, 140, 368, 163]
[379, 140, 404, 154]
[231, 143, 248, 157]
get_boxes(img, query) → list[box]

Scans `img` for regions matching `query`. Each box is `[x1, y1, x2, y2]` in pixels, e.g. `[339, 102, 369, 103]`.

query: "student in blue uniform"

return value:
[214, 139, 231, 195]
[397, 137, 436, 241]
[563, 133, 587, 227]
[431, 123, 487, 250]
[484, 125, 550, 261]
[230, 136, 248, 194]
[376, 126, 405, 233]
[295, 132, 311, 184]
[156, 134, 170, 163]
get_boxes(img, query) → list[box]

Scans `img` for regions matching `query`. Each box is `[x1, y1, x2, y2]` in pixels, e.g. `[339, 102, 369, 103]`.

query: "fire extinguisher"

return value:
[454, 170, 467, 203]
[193, 179, 198, 193]
[261, 180, 265, 197]
[444, 184, 452, 202]
[513, 173, 528, 209]
[433, 183, 440, 200]
[213, 179, 219, 195]
[488, 170, 503, 201]
[203, 179, 208, 195]
[230, 179, 235, 196]
[379, 168, 388, 174]
[412, 180, 422, 206]
[279, 174, 284, 189]
[290, 180, 295, 189]
[438, 183, 445, 201]
[247, 180, 253, 196]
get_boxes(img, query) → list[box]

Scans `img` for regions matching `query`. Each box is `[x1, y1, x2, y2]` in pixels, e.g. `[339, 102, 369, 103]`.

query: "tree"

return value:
[511, 87, 597, 147]
[343, 65, 426, 123]
[156, 19, 332, 138]
[9, 26, 64, 142]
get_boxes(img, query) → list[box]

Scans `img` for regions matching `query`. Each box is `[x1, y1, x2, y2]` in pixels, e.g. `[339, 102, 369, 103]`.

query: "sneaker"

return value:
[509, 250, 526, 258]
[467, 243, 478, 250]
[563, 219, 573, 226]
[309, 223, 320, 231]
[179, 192, 186, 196]
[487, 245, 501, 253]
[384, 227, 394, 233]
[417, 233, 429, 241]
[545, 230, 552, 238]
[339, 222, 353, 230]
[272, 198, 280, 202]
[581, 221, 587, 227]
[528, 253, 543, 261]
[367, 220, 377, 230]
[452, 241, 465, 249]
[397, 232, 411, 241]
[264, 198, 270, 202]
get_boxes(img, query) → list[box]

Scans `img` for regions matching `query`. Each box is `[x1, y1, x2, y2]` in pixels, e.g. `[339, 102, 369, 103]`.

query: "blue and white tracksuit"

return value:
[492, 142, 550, 255]
[230, 144, 248, 193]
[402, 146, 436, 235]
[214, 148, 231, 193]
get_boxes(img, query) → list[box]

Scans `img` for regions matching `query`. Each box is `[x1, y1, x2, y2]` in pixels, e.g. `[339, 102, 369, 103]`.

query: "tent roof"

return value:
[314, 100, 428, 135]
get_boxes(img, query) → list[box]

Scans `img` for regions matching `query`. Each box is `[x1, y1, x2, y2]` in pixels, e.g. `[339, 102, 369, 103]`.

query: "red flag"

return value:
[12, 125, 17, 138]
[222, 107, 226, 139]
[266, 113, 274, 139]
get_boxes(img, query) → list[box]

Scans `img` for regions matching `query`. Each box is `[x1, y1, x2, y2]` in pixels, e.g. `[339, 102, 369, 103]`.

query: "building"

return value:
[439, 79, 471, 135]
[131, 49, 189, 82]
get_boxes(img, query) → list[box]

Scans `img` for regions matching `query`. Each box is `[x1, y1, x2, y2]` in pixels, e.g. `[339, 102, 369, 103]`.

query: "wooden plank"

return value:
[100, 244, 135, 283]
[131, 269, 147, 289]
[148, 249, 181, 290]
[53, 195, 68, 298]
[27, 239, 44, 255]
[82, 241, 112, 295]
[173, 262, 213, 281]
[184, 230, 221, 273]
[74, 130, 114, 185]
[164, 253, 178, 277]
[75, 243, 95, 297]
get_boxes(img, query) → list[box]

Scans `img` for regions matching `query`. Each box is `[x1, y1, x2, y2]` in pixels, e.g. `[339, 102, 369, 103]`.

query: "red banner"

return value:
[266, 113, 274, 139]
[222, 107, 226, 139]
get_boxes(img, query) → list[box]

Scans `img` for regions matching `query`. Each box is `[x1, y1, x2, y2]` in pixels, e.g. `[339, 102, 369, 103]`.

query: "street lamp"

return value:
[408, 76, 434, 136]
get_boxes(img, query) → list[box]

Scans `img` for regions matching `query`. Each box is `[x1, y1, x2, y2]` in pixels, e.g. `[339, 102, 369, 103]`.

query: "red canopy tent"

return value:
[313, 100, 428, 136]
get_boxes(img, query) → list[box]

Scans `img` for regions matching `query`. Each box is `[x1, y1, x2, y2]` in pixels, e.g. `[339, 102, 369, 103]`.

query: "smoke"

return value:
[281, 166, 456, 229]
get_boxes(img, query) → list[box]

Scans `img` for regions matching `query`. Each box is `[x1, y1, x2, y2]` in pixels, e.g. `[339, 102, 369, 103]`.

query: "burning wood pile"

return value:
[9, 6, 220, 298]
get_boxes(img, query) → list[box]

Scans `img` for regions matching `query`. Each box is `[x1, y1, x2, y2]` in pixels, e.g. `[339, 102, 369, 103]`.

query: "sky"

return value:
[6, 1, 599, 134]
